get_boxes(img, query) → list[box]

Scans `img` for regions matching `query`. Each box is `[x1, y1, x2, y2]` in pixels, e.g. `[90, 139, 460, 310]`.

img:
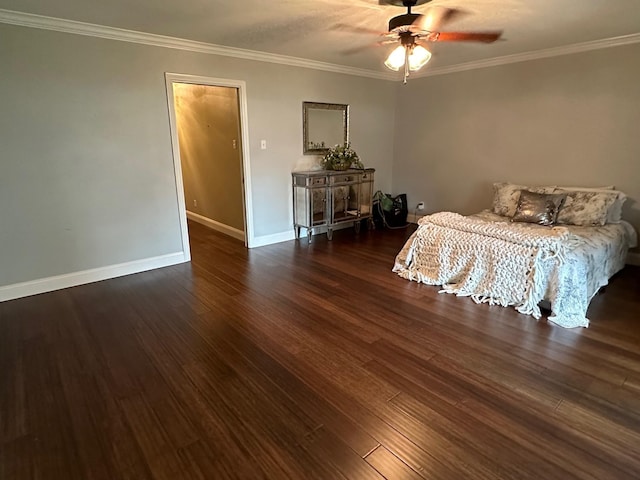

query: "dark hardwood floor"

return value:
[2, 221, 640, 479]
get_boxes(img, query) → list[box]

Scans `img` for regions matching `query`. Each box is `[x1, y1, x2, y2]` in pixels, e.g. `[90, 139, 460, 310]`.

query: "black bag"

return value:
[373, 191, 408, 229]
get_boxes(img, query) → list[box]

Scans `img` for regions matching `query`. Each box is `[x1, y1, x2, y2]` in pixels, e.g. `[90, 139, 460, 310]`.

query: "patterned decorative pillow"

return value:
[492, 183, 556, 218]
[554, 187, 626, 224]
[554, 190, 619, 226]
[512, 191, 566, 226]
[557, 185, 615, 190]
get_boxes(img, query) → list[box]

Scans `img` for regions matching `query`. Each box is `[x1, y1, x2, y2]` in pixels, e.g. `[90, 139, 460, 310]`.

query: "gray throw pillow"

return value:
[512, 190, 566, 226]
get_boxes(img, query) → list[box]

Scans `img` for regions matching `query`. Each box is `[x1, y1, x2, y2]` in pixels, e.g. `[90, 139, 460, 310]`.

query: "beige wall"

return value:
[174, 83, 244, 231]
[392, 43, 640, 236]
[0, 22, 396, 288]
[6, 16, 636, 293]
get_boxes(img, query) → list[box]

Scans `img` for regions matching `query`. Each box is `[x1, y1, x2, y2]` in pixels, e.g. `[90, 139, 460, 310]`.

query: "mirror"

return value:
[303, 102, 349, 155]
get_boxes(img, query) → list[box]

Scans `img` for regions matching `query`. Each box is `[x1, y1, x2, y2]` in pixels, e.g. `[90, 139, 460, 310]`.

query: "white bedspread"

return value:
[393, 211, 634, 328]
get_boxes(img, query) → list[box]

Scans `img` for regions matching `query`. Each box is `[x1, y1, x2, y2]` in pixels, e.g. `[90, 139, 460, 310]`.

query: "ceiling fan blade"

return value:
[331, 22, 386, 36]
[341, 40, 396, 55]
[432, 31, 502, 43]
[341, 45, 376, 55]
[413, 7, 464, 32]
[324, 0, 384, 10]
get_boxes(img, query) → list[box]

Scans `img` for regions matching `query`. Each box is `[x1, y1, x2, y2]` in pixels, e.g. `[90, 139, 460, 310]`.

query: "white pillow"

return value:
[554, 187, 626, 224]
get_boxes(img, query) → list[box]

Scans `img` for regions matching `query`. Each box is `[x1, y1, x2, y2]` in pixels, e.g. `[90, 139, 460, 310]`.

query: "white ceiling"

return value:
[1, 0, 639, 73]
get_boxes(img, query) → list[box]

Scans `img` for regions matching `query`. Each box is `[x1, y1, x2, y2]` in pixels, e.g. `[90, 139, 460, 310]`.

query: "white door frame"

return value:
[164, 73, 255, 255]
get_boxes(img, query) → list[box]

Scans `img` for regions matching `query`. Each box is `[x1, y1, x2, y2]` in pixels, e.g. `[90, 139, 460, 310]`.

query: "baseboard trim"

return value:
[255, 221, 369, 247]
[0, 251, 187, 302]
[407, 213, 424, 224]
[251, 230, 296, 248]
[627, 252, 640, 267]
[186, 211, 245, 242]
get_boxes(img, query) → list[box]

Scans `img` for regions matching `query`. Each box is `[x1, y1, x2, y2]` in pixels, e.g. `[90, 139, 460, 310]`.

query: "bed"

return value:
[393, 183, 637, 328]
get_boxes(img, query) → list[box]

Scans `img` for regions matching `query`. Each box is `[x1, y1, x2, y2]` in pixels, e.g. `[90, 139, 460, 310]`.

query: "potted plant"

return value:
[320, 143, 363, 171]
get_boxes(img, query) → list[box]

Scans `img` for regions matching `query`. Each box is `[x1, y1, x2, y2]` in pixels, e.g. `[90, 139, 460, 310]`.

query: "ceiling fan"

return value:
[337, 0, 503, 83]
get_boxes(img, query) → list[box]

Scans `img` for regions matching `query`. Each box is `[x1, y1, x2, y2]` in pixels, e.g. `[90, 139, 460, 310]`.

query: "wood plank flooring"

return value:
[2, 221, 640, 479]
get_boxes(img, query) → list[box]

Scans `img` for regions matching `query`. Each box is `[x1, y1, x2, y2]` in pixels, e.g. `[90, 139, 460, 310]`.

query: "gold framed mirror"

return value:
[303, 102, 349, 155]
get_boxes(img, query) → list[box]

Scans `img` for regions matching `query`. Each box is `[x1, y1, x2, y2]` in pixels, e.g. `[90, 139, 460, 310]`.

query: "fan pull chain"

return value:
[403, 45, 410, 84]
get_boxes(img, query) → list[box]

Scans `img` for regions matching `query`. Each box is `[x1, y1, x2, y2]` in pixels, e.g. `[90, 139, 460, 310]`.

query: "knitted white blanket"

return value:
[393, 212, 578, 319]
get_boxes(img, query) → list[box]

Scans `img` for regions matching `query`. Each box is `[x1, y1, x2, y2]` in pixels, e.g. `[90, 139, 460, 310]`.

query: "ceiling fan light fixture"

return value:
[384, 45, 406, 71]
[408, 45, 431, 71]
[384, 44, 431, 72]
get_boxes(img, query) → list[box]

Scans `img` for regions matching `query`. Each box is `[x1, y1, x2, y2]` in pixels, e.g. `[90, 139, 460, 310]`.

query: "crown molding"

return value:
[416, 32, 640, 78]
[2, 9, 639, 82]
[0, 9, 395, 81]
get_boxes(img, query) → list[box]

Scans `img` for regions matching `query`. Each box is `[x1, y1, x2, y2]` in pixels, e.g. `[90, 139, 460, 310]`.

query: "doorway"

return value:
[165, 74, 254, 258]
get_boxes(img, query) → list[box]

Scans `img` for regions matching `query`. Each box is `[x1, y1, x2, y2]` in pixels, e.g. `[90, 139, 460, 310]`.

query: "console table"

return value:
[292, 168, 375, 242]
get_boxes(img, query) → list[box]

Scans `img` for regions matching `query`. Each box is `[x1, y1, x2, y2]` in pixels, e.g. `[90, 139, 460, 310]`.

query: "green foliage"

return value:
[320, 143, 363, 171]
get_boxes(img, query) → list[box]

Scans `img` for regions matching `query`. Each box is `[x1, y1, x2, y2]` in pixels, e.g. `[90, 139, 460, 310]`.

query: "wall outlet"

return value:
[260, 139, 267, 150]
[417, 202, 425, 211]
[193, 199, 197, 207]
